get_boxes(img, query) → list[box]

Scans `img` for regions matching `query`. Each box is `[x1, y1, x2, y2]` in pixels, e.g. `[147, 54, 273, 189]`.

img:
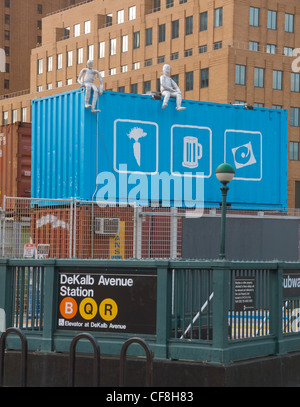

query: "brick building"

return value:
[0, 0, 299, 207]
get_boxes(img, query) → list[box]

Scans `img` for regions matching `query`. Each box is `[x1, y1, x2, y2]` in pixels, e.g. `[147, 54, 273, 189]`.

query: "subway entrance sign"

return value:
[57, 268, 157, 334]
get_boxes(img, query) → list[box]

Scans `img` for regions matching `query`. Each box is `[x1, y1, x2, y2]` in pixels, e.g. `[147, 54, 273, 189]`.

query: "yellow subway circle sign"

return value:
[57, 269, 157, 334]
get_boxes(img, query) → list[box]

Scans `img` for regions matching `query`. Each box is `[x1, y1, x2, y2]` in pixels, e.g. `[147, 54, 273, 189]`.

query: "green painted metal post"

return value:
[219, 185, 229, 260]
[41, 260, 56, 352]
[211, 262, 230, 364]
[269, 267, 284, 355]
[155, 264, 172, 359]
[0, 260, 11, 331]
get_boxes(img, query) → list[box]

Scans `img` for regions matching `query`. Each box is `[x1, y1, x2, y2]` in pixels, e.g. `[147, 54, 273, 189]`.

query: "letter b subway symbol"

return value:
[0, 49, 5, 73]
[59, 297, 78, 319]
[99, 298, 118, 321]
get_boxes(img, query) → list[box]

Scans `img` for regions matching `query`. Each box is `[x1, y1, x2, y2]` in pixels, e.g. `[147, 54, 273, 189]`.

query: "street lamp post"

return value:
[215, 163, 235, 260]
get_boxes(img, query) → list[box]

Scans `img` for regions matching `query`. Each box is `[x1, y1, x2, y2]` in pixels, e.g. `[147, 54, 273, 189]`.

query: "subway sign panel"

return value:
[57, 269, 157, 334]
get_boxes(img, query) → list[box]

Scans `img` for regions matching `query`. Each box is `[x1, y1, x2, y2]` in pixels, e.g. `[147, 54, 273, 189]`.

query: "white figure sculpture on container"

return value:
[160, 64, 186, 111]
[77, 60, 103, 113]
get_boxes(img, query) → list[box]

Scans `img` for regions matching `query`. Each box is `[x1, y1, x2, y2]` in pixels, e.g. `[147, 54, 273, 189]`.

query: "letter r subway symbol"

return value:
[99, 298, 118, 321]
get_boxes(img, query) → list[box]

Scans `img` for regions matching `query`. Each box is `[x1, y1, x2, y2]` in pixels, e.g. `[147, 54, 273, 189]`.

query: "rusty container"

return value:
[0, 122, 31, 208]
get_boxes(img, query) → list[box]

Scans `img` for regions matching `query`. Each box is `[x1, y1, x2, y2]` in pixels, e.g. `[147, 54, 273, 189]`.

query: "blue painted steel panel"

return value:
[31, 88, 287, 210]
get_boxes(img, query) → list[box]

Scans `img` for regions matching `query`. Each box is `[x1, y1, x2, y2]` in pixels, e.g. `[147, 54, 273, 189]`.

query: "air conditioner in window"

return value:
[94, 217, 120, 235]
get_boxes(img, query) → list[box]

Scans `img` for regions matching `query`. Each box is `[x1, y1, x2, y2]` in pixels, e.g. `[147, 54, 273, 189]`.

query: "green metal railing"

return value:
[1, 258, 300, 364]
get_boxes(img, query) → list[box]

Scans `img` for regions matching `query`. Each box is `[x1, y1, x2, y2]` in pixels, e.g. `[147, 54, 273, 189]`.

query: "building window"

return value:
[63, 27, 70, 40]
[272, 105, 282, 110]
[273, 70, 283, 90]
[105, 14, 112, 27]
[184, 49, 192, 57]
[3, 111, 8, 125]
[77, 48, 83, 64]
[291, 73, 300, 93]
[37, 58, 43, 74]
[200, 11, 207, 31]
[57, 81, 63, 88]
[267, 44, 276, 54]
[145, 28, 152, 45]
[74, 23, 80, 37]
[213, 41, 222, 50]
[290, 142, 299, 160]
[171, 20, 179, 39]
[12, 109, 17, 123]
[88, 45, 94, 60]
[117, 10, 124, 24]
[4, 79, 9, 89]
[67, 51, 73, 67]
[158, 24, 165, 42]
[200, 68, 209, 88]
[21, 108, 27, 122]
[157, 55, 165, 64]
[129, 6, 136, 21]
[122, 35, 128, 52]
[133, 62, 140, 70]
[47, 56, 53, 72]
[284, 47, 293, 57]
[121, 65, 128, 73]
[145, 59, 152, 67]
[130, 83, 138, 94]
[185, 71, 193, 91]
[4, 30, 10, 40]
[84, 21, 91, 34]
[267, 10, 277, 30]
[47, 83, 53, 90]
[249, 41, 259, 51]
[110, 68, 116, 76]
[37, 20, 42, 30]
[133, 32, 140, 49]
[5, 0, 10, 8]
[171, 52, 179, 60]
[199, 45, 207, 54]
[153, 0, 160, 12]
[290, 107, 300, 127]
[254, 67, 264, 87]
[285, 13, 294, 33]
[235, 65, 246, 85]
[171, 74, 179, 85]
[37, 4, 42, 13]
[66, 78, 72, 86]
[57, 53, 62, 70]
[214, 7, 223, 28]
[250, 7, 259, 27]
[110, 38, 117, 55]
[5, 14, 10, 25]
[144, 80, 151, 93]
[37, 85, 43, 92]
[185, 16, 193, 35]
[99, 42, 105, 58]
[166, 0, 174, 8]
[118, 86, 125, 93]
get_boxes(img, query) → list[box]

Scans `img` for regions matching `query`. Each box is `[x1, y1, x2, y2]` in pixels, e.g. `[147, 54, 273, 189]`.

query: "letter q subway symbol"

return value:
[0, 49, 5, 73]
[292, 48, 300, 73]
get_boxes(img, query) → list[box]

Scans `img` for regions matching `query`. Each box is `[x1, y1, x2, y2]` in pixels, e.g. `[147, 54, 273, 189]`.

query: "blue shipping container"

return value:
[31, 88, 287, 210]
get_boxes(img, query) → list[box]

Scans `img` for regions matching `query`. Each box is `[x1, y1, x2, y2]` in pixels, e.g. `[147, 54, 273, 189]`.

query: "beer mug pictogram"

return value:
[182, 136, 203, 169]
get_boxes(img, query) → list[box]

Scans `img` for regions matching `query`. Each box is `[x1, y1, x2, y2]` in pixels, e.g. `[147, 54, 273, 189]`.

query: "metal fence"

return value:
[0, 197, 186, 260]
[1, 196, 300, 261]
[1, 258, 300, 364]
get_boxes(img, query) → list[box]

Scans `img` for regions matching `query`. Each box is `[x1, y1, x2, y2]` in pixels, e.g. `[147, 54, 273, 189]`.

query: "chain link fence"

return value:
[1, 196, 300, 260]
